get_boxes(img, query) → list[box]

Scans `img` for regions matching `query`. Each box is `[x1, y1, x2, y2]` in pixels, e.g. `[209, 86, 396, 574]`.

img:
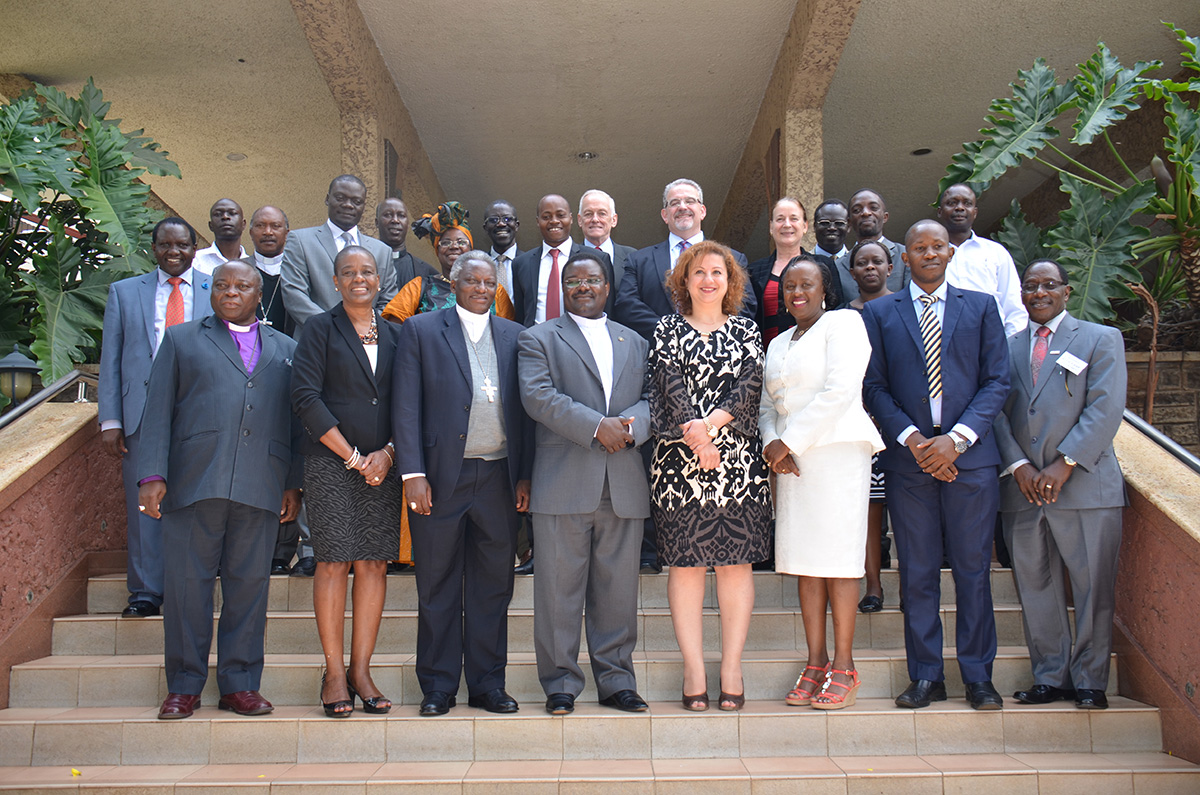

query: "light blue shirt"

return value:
[667, 231, 704, 270]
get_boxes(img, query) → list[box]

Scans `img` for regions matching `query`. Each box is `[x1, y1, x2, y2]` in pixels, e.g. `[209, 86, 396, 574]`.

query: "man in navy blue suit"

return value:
[862, 219, 1010, 710]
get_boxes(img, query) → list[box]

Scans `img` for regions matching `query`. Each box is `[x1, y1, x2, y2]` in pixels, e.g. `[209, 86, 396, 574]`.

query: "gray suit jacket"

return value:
[98, 269, 213, 435]
[834, 235, 910, 302]
[138, 315, 302, 515]
[281, 225, 398, 332]
[993, 312, 1126, 512]
[518, 315, 651, 518]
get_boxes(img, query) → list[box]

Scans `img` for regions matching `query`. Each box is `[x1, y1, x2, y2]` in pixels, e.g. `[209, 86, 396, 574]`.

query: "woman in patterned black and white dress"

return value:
[291, 246, 403, 717]
[648, 240, 772, 712]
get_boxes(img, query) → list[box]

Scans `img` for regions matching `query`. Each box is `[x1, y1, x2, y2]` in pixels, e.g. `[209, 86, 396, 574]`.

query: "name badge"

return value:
[1056, 351, 1087, 375]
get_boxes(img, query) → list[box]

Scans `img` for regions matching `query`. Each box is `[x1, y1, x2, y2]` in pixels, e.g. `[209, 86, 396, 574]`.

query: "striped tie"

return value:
[918, 293, 942, 400]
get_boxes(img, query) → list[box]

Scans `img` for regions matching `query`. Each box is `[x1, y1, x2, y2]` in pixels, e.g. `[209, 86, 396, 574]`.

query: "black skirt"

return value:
[304, 454, 402, 562]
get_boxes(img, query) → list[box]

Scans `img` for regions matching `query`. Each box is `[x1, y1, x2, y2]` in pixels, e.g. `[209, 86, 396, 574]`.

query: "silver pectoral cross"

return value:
[482, 376, 497, 403]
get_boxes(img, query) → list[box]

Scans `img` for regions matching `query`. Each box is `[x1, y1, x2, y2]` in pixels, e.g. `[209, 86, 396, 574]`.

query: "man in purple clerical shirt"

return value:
[137, 260, 302, 720]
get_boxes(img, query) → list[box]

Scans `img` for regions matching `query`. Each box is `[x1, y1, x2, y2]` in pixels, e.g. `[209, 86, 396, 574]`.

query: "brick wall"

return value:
[1125, 352, 1200, 453]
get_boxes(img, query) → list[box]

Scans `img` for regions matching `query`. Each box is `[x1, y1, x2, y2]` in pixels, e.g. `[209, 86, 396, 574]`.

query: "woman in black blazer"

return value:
[291, 246, 403, 718]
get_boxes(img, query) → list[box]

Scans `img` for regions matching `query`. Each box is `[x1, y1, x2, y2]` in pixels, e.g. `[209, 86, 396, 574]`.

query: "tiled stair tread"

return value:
[0, 753, 1195, 790]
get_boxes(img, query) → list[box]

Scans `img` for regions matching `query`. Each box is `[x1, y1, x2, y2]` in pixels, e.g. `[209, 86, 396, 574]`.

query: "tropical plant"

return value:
[0, 78, 180, 382]
[941, 22, 1200, 324]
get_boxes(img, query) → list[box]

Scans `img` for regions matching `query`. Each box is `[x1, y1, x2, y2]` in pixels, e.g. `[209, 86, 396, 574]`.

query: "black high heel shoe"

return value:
[321, 672, 353, 718]
[347, 678, 392, 714]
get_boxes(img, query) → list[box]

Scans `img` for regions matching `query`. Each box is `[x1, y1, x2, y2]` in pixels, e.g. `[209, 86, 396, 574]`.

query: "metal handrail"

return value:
[0, 369, 99, 432]
[1123, 409, 1200, 476]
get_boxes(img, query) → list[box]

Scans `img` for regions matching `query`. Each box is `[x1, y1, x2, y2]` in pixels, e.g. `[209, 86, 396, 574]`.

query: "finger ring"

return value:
[1044, 484, 1052, 489]
[409, 502, 417, 509]
[138, 505, 145, 511]
[373, 476, 380, 482]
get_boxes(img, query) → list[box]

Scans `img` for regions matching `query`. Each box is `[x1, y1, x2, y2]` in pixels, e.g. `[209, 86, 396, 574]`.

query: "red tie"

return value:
[546, 248, 561, 320]
[165, 277, 185, 328]
[1031, 326, 1051, 385]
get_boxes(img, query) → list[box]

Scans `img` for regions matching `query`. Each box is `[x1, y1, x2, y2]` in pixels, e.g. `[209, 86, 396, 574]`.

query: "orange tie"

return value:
[165, 277, 185, 328]
[546, 249, 561, 320]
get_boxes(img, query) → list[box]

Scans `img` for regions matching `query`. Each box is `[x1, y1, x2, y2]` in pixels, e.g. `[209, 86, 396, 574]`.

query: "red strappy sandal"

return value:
[785, 662, 831, 706]
[811, 668, 860, 710]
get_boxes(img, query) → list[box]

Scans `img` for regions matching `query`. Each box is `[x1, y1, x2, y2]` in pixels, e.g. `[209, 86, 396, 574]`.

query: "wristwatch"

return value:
[702, 417, 718, 438]
[1062, 455, 1077, 467]
[949, 431, 970, 455]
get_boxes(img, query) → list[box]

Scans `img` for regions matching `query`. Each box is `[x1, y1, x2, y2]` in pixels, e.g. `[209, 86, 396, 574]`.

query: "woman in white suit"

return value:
[759, 258, 883, 710]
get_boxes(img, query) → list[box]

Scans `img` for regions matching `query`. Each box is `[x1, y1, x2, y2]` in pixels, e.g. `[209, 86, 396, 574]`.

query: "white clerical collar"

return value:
[456, 303, 490, 341]
[254, 252, 284, 276]
[668, 231, 704, 250]
[327, 220, 359, 244]
[158, 267, 194, 285]
[568, 311, 608, 329]
[223, 319, 258, 333]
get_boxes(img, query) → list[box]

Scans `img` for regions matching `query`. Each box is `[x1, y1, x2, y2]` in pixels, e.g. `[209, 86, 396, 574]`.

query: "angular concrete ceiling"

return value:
[1, 0, 1197, 259]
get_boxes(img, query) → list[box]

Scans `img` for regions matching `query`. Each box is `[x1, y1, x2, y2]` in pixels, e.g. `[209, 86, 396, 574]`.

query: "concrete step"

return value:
[0, 697, 1166, 768]
[2, 753, 1197, 793]
[9, 647, 1116, 709]
[85, 567, 1022, 614]
[49, 603, 1042, 657]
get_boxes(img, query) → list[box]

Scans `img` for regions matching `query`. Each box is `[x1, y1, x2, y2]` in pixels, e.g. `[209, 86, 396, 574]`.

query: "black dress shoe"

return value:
[514, 555, 535, 575]
[468, 688, 519, 713]
[419, 691, 456, 716]
[1013, 684, 1075, 704]
[858, 594, 883, 613]
[270, 559, 291, 575]
[599, 689, 648, 712]
[122, 600, 159, 618]
[895, 679, 947, 709]
[289, 557, 316, 577]
[545, 692, 575, 715]
[1074, 689, 1109, 710]
[639, 559, 663, 573]
[386, 561, 412, 574]
[965, 681, 1004, 710]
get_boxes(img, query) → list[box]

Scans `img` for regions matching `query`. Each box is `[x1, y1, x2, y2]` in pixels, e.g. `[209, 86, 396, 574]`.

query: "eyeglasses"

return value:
[1021, 280, 1066, 293]
[484, 215, 516, 226]
[564, 277, 605, 289]
[460, 277, 496, 289]
[438, 239, 470, 250]
[815, 220, 848, 230]
[666, 197, 701, 209]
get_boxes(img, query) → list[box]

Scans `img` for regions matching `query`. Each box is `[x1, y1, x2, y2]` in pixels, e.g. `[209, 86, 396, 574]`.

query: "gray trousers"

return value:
[533, 485, 642, 699]
[121, 430, 163, 606]
[162, 499, 275, 695]
[1002, 505, 1122, 690]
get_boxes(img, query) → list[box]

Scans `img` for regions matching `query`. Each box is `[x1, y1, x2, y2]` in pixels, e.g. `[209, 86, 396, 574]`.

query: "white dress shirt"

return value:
[587, 238, 614, 260]
[813, 243, 848, 261]
[569, 312, 614, 409]
[897, 280, 979, 447]
[667, 231, 705, 271]
[327, 220, 359, 252]
[535, 240, 574, 324]
[490, 244, 518, 295]
[192, 243, 247, 276]
[946, 231, 1028, 337]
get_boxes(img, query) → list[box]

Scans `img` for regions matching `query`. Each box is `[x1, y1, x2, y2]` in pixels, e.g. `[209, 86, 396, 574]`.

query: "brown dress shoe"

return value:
[158, 693, 201, 720]
[218, 690, 274, 715]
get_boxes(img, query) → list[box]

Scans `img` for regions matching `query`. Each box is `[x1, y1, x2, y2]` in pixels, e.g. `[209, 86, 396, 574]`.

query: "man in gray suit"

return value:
[579, 189, 636, 296]
[994, 259, 1126, 711]
[281, 175, 398, 333]
[835, 189, 909, 301]
[99, 217, 213, 618]
[518, 251, 651, 715]
[138, 260, 302, 720]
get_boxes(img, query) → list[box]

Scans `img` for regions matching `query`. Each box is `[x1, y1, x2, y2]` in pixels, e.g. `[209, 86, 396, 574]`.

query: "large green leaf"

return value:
[120, 128, 181, 178]
[0, 96, 77, 209]
[21, 226, 120, 381]
[996, 200, 1049, 274]
[1048, 175, 1154, 322]
[1163, 94, 1199, 188]
[964, 60, 1074, 186]
[1166, 21, 1200, 75]
[0, 264, 32, 352]
[75, 122, 157, 260]
[1068, 43, 1159, 145]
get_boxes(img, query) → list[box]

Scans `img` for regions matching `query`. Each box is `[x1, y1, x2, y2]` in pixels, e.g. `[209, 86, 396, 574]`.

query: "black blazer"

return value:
[747, 248, 844, 333]
[291, 304, 401, 458]
[615, 240, 756, 339]
[392, 306, 533, 493]
[511, 242, 616, 327]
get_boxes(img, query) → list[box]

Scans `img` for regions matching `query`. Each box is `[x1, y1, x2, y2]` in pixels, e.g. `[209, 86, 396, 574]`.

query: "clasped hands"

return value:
[763, 439, 798, 476]
[679, 418, 720, 471]
[596, 416, 636, 453]
[1012, 457, 1075, 505]
[347, 448, 392, 487]
[906, 433, 959, 482]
